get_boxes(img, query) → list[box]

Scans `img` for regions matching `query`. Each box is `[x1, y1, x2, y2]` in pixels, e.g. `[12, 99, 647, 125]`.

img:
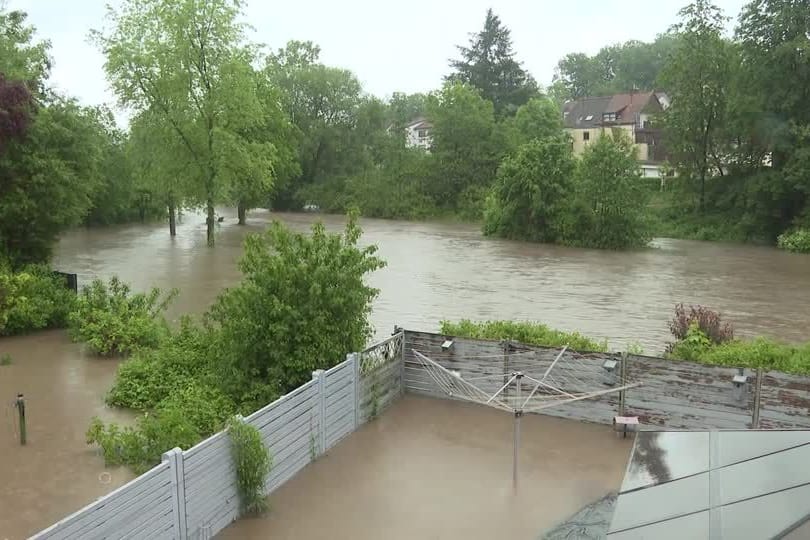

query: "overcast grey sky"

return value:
[9, 0, 747, 117]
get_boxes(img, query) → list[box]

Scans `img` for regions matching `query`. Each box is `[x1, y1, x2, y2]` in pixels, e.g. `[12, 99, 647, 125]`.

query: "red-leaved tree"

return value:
[0, 73, 33, 153]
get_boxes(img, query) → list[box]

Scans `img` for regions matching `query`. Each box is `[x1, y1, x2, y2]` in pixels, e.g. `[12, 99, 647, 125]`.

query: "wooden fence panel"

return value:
[404, 330, 765, 430]
[403, 331, 620, 424]
[759, 371, 810, 428]
[623, 355, 753, 429]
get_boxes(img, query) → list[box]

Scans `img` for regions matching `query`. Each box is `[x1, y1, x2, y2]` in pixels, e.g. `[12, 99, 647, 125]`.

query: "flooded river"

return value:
[2, 208, 810, 538]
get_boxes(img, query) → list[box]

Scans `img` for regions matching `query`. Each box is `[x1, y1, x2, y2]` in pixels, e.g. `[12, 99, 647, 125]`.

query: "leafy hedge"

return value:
[68, 276, 176, 355]
[669, 324, 810, 375]
[0, 264, 75, 336]
[105, 317, 213, 410]
[87, 381, 236, 473]
[440, 319, 608, 352]
[777, 229, 810, 253]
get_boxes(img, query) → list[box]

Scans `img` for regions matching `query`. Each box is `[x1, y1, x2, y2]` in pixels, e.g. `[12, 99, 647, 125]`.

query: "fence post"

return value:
[161, 447, 187, 539]
[351, 353, 361, 428]
[752, 367, 764, 429]
[312, 369, 326, 454]
[399, 328, 406, 396]
[502, 340, 510, 397]
[618, 352, 628, 417]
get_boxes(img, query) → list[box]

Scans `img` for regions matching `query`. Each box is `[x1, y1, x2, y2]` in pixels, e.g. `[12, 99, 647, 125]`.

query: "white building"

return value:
[404, 117, 433, 150]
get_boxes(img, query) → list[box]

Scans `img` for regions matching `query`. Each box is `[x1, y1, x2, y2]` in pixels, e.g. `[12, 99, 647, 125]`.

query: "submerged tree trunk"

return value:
[206, 199, 215, 247]
[168, 199, 177, 237]
[237, 202, 246, 225]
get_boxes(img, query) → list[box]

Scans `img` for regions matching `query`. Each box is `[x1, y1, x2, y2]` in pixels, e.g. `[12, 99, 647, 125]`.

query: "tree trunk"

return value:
[206, 199, 215, 247]
[168, 199, 177, 237]
[237, 202, 246, 225]
[699, 169, 706, 213]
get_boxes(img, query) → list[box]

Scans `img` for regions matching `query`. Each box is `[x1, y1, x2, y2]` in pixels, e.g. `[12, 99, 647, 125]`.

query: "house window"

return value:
[603, 112, 617, 122]
[417, 129, 428, 138]
[585, 115, 594, 121]
[583, 131, 590, 141]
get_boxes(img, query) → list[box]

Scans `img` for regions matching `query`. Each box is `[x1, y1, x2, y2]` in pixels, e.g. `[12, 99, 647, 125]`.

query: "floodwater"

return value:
[219, 395, 632, 539]
[2, 207, 810, 538]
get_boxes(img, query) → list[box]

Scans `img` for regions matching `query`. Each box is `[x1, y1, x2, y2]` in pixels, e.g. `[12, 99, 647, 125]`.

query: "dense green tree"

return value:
[344, 133, 435, 219]
[83, 107, 164, 226]
[0, 9, 106, 265]
[506, 97, 563, 148]
[447, 9, 538, 116]
[552, 35, 679, 101]
[207, 214, 385, 408]
[0, 99, 104, 265]
[387, 92, 428, 132]
[483, 133, 575, 242]
[95, 0, 273, 244]
[0, 9, 50, 88]
[564, 131, 651, 249]
[658, 0, 732, 212]
[265, 41, 363, 207]
[427, 82, 506, 217]
[737, 0, 810, 146]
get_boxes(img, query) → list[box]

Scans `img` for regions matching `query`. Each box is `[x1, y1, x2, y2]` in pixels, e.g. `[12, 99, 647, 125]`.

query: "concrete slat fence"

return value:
[30, 334, 405, 540]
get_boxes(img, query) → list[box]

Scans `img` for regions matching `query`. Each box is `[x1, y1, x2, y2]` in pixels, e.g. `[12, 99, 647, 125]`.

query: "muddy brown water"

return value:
[219, 395, 632, 540]
[2, 207, 810, 538]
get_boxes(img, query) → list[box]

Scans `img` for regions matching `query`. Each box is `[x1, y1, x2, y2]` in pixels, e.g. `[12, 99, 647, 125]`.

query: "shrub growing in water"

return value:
[0, 265, 76, 336]
[668, 303, 733, 351]
[87, 381, 235, 473]
[207, 213, 385, 409]
[562, 131, 652, 249]
[68, 276, 176, 355]
[777, 229, 810, 253]
[440, 319, 608, 352]
[106, 317, 213, 410]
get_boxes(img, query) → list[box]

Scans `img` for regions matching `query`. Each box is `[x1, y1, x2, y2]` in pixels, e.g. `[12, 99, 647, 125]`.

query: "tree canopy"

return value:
[94, 0, 274, 244]
[447, 9, 538, 116]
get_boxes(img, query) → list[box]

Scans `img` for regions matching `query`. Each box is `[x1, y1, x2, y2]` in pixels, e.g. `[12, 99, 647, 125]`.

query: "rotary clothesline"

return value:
[411, 348, 641, 489]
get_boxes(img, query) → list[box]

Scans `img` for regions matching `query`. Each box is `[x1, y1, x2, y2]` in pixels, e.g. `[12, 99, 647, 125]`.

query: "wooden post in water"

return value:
[16, 393, 26, 445]
[618, 352, 628, 417]
[752, 368, 764, 429]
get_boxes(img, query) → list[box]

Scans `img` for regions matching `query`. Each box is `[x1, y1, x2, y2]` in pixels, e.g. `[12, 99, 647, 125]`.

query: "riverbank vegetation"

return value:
[5, 1, 810, 260]
[68, 277, 176, 356]
[0, 265, 75, 336]
[440, 320, 608, 352]
[84, 214, 384, 472]
[444, 304, 810, 376]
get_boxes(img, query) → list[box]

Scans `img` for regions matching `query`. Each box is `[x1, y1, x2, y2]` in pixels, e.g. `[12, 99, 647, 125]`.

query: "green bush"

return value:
[0, 265, 76, 336]
[68, 276, 176, 355]
[440, 319, 608, 352]
[562, 131, 652, 249]
[106, 317, 212, 409]
[208, 214, 385, 409]
[669, 326, 810, 374]
[228, 417, 272, 515]
[777, 229, 810, 253]
[87, 382, 235, 474]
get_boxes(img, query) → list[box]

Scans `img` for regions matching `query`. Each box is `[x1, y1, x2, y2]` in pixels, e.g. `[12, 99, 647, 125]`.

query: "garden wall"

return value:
[31, 333, 404, 540]
[403, 330, 810, 431]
